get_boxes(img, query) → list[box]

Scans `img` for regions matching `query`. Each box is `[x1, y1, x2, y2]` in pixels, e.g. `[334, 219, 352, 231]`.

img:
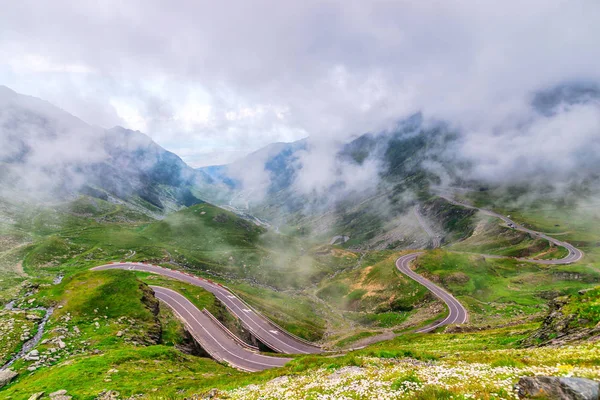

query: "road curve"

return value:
[399, 197, 584, 332]
[395, 253, 468, 333]
[92, 263, 322, 354]
[151, 286, 291, 371]
[439, 196, 584, 265]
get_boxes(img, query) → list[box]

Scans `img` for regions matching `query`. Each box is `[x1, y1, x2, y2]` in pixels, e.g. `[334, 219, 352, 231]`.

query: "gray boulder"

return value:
[0, 369, 18, 388]
[50, 389, 72, 399]
[516, 376, 600, 399]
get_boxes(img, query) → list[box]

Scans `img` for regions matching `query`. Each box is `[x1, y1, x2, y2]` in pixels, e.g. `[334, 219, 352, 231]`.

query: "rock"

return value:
[27, 314, 41, 321]
[29, 350, 40, 357]
[58, 340, 66, 349]
[516, 376, 600, 400]
[202, 388, 219, 399]
[0, 369, 18, 388]
[50, 389, 72, 399]
[28, 392, 45, 400]
[27, 366, 37, 372]
[116, 331, 123, 337]
[96, 390, 120, 399]
[27, 298, 35, 304]
[561, 378, 600, 400]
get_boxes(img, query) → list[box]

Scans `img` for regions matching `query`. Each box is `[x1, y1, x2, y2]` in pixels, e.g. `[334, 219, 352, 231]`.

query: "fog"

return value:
[1, 1, 600, 206]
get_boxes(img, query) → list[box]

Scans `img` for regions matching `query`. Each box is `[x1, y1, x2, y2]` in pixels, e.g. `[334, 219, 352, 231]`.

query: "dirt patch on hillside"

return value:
[0, 235, 26, 252]
[351, 266, 386, 296]
[331, 248, 358, 258]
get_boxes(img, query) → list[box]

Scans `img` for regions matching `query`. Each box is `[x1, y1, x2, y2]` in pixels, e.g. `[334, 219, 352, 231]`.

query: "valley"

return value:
[1, 183, 599, 399]
[1, 83, 600, 399]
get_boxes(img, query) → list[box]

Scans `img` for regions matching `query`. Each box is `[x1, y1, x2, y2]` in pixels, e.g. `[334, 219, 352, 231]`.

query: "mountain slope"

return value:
[199, 82, 600, 249]
[0, 86, 226, 213]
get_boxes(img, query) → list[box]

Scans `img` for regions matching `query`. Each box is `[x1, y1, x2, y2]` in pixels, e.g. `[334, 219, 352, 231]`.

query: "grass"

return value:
[0, 232, 30, 304]
[0, 269, 248, 399]
[450, 216, 555, 258]
[561, 286, 600, 328]
[2, 267, 600, 399]
[333, 331, 381, 349]
[157, 302, 187, 347]
[315, 251, 430, 320]
[414, 250, 600, 325]
[422, 197, 477, 243]
[3, 191, 600, 398]
[466, 189, 600, 244]
[229, 282, 329, 342]
[13, 197, 348, 293]
[0, 310, 42, 366]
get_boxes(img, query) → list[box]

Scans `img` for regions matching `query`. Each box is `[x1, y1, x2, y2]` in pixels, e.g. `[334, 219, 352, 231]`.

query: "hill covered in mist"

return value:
[0, 86, 230, 214]
[198, 81, 600, 248]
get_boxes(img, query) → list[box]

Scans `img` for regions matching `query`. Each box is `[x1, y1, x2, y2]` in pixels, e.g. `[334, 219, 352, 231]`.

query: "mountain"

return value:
[199, 140, 308, 194]
[199, 81, 600, 248]
[0, 86, 227, 213]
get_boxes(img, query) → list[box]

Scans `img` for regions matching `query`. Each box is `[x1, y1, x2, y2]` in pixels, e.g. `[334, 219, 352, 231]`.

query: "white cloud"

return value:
[8, 54, 94, 74]
[0, 0, 599, 193]
[109, 98, 148, 132]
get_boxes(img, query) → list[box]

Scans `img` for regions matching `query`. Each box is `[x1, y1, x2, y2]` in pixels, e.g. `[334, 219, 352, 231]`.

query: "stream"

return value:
[1, 273, 62, 370]
[0, 305, 54, 371]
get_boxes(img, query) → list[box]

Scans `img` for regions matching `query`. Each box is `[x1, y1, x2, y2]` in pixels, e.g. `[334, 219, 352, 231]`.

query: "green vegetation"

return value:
[421, 197, 477, 242]
[157, 302, 187, 347]
[2, 188, 600, 399]
[450, 216, 555, 258]
[10, 196, 347, 292]
[0, 310, 41, 366]
[230, 282, 329, 342]
[1, 269, 244, 399]
[562, 287, 600, 329]
[333, 331, 381, 349]
[316, 251, 428, 314]
[414, 250, 600, 325]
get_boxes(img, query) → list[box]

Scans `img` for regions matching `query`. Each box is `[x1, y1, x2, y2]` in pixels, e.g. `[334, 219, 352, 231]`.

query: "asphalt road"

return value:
[151, 286, 291, 372]
[402, 199, 584, 332]
[414, 205, 441, 249]
[439, 195, 584, 264]
[92, 263, 322, 355]
[395, 252, 469, 333]
[92, 196, 584, 361]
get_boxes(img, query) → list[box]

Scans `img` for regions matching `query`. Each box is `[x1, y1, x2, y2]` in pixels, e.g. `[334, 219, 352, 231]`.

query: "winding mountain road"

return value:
[395, 253, 468, 333]
[91, 197, 584, 368]
[439, 195, 584, 265]
[151, 286, 291, 372]
[398, 198, 584, 333]
[92, 263, 321, 355]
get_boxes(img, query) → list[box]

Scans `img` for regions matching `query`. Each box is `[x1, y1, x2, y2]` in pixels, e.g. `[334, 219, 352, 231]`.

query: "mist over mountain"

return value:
[0, 86, 227, 212]
[192, 80, 600, 248]
[1, 78, 599, 227]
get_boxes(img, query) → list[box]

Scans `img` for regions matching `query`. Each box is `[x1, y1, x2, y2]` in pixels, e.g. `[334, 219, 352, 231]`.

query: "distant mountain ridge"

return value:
[196, 81, 600, 248]
[0, 85, 226, 212]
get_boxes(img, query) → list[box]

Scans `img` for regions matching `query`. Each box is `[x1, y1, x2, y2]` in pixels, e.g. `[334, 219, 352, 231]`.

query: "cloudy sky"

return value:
[1, 0, 599, 167]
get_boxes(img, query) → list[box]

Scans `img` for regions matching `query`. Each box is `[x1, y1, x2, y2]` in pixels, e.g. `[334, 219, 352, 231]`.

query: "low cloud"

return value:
[1, 1, 600, 202]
